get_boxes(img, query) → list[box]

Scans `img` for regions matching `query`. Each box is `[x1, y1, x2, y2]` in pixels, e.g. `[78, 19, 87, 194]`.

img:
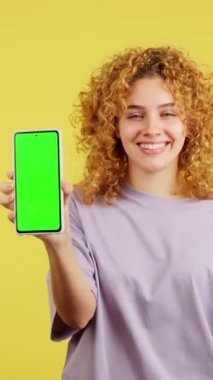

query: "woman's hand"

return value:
[0, 170, 73, 248]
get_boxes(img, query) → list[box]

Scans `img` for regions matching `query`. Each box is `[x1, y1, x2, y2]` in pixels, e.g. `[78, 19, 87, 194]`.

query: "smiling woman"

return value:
[38, 49, 212, 380]
[1, 45, 213, 380]
[48, 46, 213, 380]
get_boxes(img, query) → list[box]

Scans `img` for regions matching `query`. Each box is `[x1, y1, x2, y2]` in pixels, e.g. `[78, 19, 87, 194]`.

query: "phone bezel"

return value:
[12, 129, 64, 235]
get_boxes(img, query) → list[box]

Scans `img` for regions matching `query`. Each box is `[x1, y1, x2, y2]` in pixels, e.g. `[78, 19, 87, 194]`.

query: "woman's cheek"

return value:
[125, 124, 142, 140]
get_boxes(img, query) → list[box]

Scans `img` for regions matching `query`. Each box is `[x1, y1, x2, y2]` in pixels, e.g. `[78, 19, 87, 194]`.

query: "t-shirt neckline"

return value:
[122, 180, 196, 209]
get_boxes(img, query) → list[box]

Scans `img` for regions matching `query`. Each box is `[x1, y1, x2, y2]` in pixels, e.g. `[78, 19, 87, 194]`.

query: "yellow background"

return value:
[0, 1, 212, 379]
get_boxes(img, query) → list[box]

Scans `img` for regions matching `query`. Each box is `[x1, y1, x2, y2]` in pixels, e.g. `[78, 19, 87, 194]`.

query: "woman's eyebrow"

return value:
[127, 103, 175, 110]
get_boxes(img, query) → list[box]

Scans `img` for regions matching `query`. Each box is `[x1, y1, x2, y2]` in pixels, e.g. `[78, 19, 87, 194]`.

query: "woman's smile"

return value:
[137, 141, 171, 155]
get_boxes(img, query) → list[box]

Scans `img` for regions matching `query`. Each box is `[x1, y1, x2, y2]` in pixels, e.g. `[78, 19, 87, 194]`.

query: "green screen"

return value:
[14, 130, 62, 233]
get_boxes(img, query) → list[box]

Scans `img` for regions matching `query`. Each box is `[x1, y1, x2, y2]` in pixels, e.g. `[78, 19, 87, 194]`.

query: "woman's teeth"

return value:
[139, 143, 167, 150]
[137, 141, 170, 155]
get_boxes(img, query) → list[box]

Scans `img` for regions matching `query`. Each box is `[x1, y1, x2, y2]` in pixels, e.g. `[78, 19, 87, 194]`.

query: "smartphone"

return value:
[13, 129, 64, 235]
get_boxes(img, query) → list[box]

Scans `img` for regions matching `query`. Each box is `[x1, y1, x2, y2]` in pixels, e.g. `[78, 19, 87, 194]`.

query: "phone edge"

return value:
[12, 129, 65, 236]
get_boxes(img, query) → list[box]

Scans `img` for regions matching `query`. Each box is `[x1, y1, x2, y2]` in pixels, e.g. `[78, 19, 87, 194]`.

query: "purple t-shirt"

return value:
[47, 181, 213, 379]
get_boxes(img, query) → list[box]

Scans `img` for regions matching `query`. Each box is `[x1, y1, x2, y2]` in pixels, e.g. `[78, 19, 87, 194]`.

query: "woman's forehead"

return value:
[126, 77, 174, 107]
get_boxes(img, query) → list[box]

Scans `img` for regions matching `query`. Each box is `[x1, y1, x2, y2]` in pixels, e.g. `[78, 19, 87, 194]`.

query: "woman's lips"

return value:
[137, 142, 171, 155]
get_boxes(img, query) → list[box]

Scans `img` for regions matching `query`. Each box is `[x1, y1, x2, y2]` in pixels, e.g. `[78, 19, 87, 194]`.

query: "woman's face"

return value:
[118, 76, 186, 178]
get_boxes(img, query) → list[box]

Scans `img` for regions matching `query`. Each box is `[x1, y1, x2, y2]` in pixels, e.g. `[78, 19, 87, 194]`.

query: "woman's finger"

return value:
[0, 193, 14, 207]
[7, 170, 14, 180]
[0, 182, 14, 195]
[8, 210, 15, 223]
[7, 201, 15, 211]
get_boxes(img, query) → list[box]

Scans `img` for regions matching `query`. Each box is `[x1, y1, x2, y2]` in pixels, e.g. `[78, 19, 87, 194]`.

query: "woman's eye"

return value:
[127, 114, 144, 119]
[162, 113, 176, 117]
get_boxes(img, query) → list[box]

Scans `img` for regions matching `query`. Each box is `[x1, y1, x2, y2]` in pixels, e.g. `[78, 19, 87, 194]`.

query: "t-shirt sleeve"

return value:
[46, 191, 98, 342]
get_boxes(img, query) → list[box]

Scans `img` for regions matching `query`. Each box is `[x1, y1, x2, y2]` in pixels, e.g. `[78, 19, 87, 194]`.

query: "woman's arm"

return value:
[0, 170, 96, 331]
[45, 238, 97, 330]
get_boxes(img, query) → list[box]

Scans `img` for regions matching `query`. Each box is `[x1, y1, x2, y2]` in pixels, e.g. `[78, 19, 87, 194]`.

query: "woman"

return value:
[1, 46, 213, 379]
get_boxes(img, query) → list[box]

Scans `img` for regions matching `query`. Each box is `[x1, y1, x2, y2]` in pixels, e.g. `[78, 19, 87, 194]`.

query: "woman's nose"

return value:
[143, 117, 162, 135]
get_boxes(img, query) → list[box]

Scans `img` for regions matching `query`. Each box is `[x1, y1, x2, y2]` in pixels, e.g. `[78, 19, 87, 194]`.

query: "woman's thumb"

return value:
[61, 181, 73, 207]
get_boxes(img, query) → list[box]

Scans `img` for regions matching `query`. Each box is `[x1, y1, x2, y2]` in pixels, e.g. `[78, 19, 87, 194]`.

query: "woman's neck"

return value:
[126, 168, 181, 199]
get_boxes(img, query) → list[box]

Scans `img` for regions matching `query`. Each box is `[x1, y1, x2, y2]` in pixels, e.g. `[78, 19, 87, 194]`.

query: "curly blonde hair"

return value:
[70, 46, 213, 204]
